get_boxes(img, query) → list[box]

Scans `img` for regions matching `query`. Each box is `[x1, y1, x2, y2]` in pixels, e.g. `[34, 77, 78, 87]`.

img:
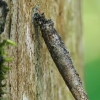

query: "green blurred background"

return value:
[83, 0, 100, 100]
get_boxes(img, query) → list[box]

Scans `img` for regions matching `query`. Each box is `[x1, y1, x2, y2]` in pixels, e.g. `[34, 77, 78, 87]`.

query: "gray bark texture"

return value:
[0, 0, 85, 100]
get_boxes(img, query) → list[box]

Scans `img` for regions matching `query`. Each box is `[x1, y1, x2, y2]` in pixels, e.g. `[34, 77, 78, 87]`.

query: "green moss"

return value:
[0, 39, 16, 98]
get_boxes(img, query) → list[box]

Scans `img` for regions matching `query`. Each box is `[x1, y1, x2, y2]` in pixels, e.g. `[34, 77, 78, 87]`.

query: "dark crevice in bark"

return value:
[0, 0, 9, 34]
[8, 17, 12, 39]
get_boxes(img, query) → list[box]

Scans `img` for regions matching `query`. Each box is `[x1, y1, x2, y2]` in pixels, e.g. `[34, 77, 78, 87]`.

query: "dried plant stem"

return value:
[33, 11, 89, 100]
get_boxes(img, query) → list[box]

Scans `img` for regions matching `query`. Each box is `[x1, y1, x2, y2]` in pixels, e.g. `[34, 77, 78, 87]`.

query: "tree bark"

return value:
[1, 0, 84, 100]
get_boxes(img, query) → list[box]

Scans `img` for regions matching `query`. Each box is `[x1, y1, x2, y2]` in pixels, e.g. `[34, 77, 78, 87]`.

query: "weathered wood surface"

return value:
[1, 0, 83, 100]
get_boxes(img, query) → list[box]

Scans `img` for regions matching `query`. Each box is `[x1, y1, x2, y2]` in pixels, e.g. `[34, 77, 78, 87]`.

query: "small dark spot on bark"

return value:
[51, 70, 53, 73]
[59, 12, 62, 16]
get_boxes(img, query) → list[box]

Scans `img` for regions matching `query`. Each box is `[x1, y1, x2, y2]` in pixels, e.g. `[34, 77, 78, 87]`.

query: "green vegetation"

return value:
[0, 40, 16, 99]
[83, 0, 100, 100]
[85, 58, 100, 100]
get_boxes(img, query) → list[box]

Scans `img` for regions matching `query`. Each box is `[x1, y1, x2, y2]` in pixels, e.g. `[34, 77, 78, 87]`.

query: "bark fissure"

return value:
[8, 17, 12, 39]
[0, 0, 9, 34]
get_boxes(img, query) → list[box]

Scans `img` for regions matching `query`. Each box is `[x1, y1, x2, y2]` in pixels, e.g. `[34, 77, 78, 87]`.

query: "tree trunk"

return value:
[1, 0, 83, 100]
